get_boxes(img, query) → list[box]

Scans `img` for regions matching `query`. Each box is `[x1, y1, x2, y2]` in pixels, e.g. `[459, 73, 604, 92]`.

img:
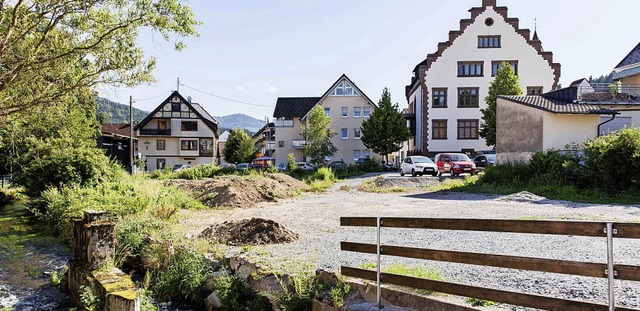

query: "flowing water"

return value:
[0, 202, 71, 310]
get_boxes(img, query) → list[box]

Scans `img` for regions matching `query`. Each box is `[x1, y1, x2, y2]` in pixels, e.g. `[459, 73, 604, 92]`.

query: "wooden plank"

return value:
[341, 242, 640, 282]
[340, 217, 377, 227]
[380, 218, 608, 237]
[341, 267, 639, 311]
[614, 223, 640, 239]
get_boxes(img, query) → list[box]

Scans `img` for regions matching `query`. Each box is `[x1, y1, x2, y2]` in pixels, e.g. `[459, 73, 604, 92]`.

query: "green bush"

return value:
[40, 175, 204, 242]
[13, 137, 122, 197]
[357, 158, 384, 173]
[153, 250, 210, 306]
[313, 167, 335, 182]
[287, 153, 298, 171]
[584, 128, 640, 192]
[215, 274, 271, 310]
[0, 189, 24, 205]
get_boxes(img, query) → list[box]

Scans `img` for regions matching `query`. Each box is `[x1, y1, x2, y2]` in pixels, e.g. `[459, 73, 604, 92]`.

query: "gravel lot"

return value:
[181, 173, 640, 310]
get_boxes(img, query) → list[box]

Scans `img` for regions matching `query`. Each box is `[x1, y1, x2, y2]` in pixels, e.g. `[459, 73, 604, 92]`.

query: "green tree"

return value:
[479, 62, 522, 147]
[303, 105, 337, 166]
[361, 88, 410, 163]
[223, 128, 256, 164]
[96, 112, 109, 124]
[0, 0, 199, 119]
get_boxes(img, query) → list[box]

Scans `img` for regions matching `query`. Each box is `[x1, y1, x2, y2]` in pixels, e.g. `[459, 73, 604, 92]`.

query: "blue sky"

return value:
[98, 0, 640, 120]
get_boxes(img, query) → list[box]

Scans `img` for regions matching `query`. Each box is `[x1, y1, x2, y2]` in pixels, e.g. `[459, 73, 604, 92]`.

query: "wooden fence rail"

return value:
[340, 217, 640, 311]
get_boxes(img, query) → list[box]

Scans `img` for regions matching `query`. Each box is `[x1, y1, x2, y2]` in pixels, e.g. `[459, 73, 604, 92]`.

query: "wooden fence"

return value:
[340, 217, 640, 311]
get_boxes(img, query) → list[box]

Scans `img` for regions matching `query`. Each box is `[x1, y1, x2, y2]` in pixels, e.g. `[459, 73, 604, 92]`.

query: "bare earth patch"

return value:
[168, 173, 309, 209]
[200, 217, 299, 246]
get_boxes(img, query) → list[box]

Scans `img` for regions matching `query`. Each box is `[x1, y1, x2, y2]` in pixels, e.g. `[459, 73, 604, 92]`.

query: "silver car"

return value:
[400, 156, 438, 177]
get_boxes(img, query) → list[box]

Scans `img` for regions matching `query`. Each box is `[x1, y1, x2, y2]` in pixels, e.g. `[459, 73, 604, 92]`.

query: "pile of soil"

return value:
[168, 174, 309, 209]
[497, 191, 547, 203]
[200, 218, 299, 246]
[365, 175, 444, 190]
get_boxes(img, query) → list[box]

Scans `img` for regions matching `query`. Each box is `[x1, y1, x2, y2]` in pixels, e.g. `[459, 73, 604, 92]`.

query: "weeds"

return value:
[79, 286, 100, 311]
[153, 249, 210, 306]
[360, 262, 444, 295]
[465, 297, 496, 307]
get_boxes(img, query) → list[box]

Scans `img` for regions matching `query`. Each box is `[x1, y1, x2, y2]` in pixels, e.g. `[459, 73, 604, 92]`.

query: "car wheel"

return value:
[411, 169, 417, 177]
[418, 173, 423, 176]
[400, 170, 405, 177]
[432, 172, 438, 177]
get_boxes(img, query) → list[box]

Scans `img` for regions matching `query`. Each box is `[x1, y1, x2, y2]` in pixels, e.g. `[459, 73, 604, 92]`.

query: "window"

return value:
[157, 140, 165, 150]
[432, 120, 447, 140]
[363, 150, 371, 158]
[341, 128, 348, 139]
[158, 121, 167, 129]
[492, 61, 518, 76]
[457, 119, 479, 139]
[181, 121, 197, 131]
[324, 107, 331, 117]
[278, 141, 284, 147]
[527, 86, 544, 95]
[341, 107, 349, 118]
[353, 150, 361, 161]
[484, 18, 494, 27]
[363, 107, 371, 117]
[181, 140, 198, 150]
[354, 128, 361, 139]
[172, 103, 181, 112]
[156, 159, 166, 170]
[330, 80, 360, 96]
[478, 35, 500, 48]
[354, 107, 362, 117]
[458, 62, 484, 77]
[432, 88, 447, 108]
[458, 88, 479, 108]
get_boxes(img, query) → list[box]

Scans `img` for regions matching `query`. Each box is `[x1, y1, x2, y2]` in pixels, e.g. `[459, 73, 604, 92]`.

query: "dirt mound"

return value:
[168, 174, 309, 209]
[497, 191, 547, 203]
[200, 218, 299, 245]
[360, 175, 445, 192]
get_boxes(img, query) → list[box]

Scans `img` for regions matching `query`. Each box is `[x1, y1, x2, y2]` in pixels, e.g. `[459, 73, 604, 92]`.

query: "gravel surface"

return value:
[180, 173, 640, 310]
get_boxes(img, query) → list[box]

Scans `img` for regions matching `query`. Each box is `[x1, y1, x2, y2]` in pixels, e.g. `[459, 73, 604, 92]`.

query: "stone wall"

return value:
[67, 210, 139, 311]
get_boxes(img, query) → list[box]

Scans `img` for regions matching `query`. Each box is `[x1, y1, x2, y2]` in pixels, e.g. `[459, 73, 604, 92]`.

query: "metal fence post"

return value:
[377, 216, 382, 309]
[606, 222, 615, 311]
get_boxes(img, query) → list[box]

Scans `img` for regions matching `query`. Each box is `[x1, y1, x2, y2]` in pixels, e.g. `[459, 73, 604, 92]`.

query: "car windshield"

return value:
[413, 157, 433, 164]
[486, 154, 496, 161]
[450, 154, 471, 161]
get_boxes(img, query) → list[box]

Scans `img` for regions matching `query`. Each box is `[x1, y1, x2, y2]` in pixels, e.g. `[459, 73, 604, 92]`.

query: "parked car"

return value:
[220, 163, 236, 169]
[236, 163, 250, 171]
[435, 153, 476, 176]
[400, 156, 438, 177]
[276, 163, 287, 172]
[473, 154, 496, 172]
[172, 164, 190, 171]
[296, 162, 315, 171]
[329, 160, 348, 169]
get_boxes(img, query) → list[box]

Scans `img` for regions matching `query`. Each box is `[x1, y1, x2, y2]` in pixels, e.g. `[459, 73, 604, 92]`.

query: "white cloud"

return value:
[236, 86, 245, 91]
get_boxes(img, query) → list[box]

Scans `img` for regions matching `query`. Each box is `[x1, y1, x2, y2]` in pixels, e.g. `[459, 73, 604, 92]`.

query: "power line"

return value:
[179, 83, 273, 108]
[134, 90, 172, 102]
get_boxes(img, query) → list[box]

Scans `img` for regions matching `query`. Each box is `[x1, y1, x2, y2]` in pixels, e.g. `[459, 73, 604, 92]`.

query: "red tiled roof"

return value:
[101, 123, 137, 138]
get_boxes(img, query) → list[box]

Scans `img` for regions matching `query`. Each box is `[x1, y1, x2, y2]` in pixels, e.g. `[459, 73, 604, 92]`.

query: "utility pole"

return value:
[130, 95, 134, 174]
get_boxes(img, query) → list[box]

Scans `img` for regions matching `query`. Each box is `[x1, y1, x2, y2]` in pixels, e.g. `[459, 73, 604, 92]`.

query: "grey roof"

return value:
[191, 103, 216, 124]
[615, 43, 640, 69]
[569, 78, 588, 86]
[499, 95, 617, 115]
[273, 97, 321, 118]
[612, 65, 640, 80]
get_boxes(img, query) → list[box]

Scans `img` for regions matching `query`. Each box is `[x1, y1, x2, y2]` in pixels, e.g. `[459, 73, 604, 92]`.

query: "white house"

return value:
[134, 91, 219, 171]
[272, 74, 378, 165]
[404, 0, 560, 156]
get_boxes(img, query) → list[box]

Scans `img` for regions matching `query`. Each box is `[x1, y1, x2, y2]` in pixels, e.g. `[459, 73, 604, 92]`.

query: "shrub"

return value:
[0, 189, 24, 205]
[313, 167, 335, 182]
[215, 274, 270, 310]
[154, 250, 210, 306]
[357, 158, 384, 173]
[584, 128, 640, 192]
[287, 153, 298, 171]
[13, 137, 122, 197]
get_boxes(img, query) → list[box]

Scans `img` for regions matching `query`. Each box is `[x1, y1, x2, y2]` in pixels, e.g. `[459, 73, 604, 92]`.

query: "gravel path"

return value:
[180, 173, 640, 310]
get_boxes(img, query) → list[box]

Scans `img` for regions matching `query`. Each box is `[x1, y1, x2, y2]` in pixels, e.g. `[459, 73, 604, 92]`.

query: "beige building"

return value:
[404, 0, 560, 157]
[134, 91, 219, 171]
[272, 74, 377, 165]
[496, 94, 616, 163]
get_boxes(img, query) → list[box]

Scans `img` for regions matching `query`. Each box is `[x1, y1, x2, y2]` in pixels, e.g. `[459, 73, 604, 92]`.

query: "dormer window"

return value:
[330, 80, 360, 96]
[478, 35, 501, 48]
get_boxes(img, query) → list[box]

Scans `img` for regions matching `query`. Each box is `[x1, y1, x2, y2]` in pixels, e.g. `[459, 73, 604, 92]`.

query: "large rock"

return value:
[205, 291, 223, 311]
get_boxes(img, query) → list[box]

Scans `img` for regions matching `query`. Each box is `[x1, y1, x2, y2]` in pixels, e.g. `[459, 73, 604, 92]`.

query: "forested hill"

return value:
[96, 97, 149, 123]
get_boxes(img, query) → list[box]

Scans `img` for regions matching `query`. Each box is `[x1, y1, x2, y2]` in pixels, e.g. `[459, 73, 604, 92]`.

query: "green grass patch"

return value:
[360, 262, 444, 295]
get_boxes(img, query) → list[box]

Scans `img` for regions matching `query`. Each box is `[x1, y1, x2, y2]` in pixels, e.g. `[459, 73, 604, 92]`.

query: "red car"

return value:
[435, 153, 477, 176]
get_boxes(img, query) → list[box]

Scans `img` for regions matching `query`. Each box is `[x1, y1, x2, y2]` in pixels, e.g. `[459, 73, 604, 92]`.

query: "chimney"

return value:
[187, 96, 192, 103]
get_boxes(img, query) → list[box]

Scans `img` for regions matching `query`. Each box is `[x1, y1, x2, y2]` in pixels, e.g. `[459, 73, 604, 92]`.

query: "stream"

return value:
[0, 202, 71, 310]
